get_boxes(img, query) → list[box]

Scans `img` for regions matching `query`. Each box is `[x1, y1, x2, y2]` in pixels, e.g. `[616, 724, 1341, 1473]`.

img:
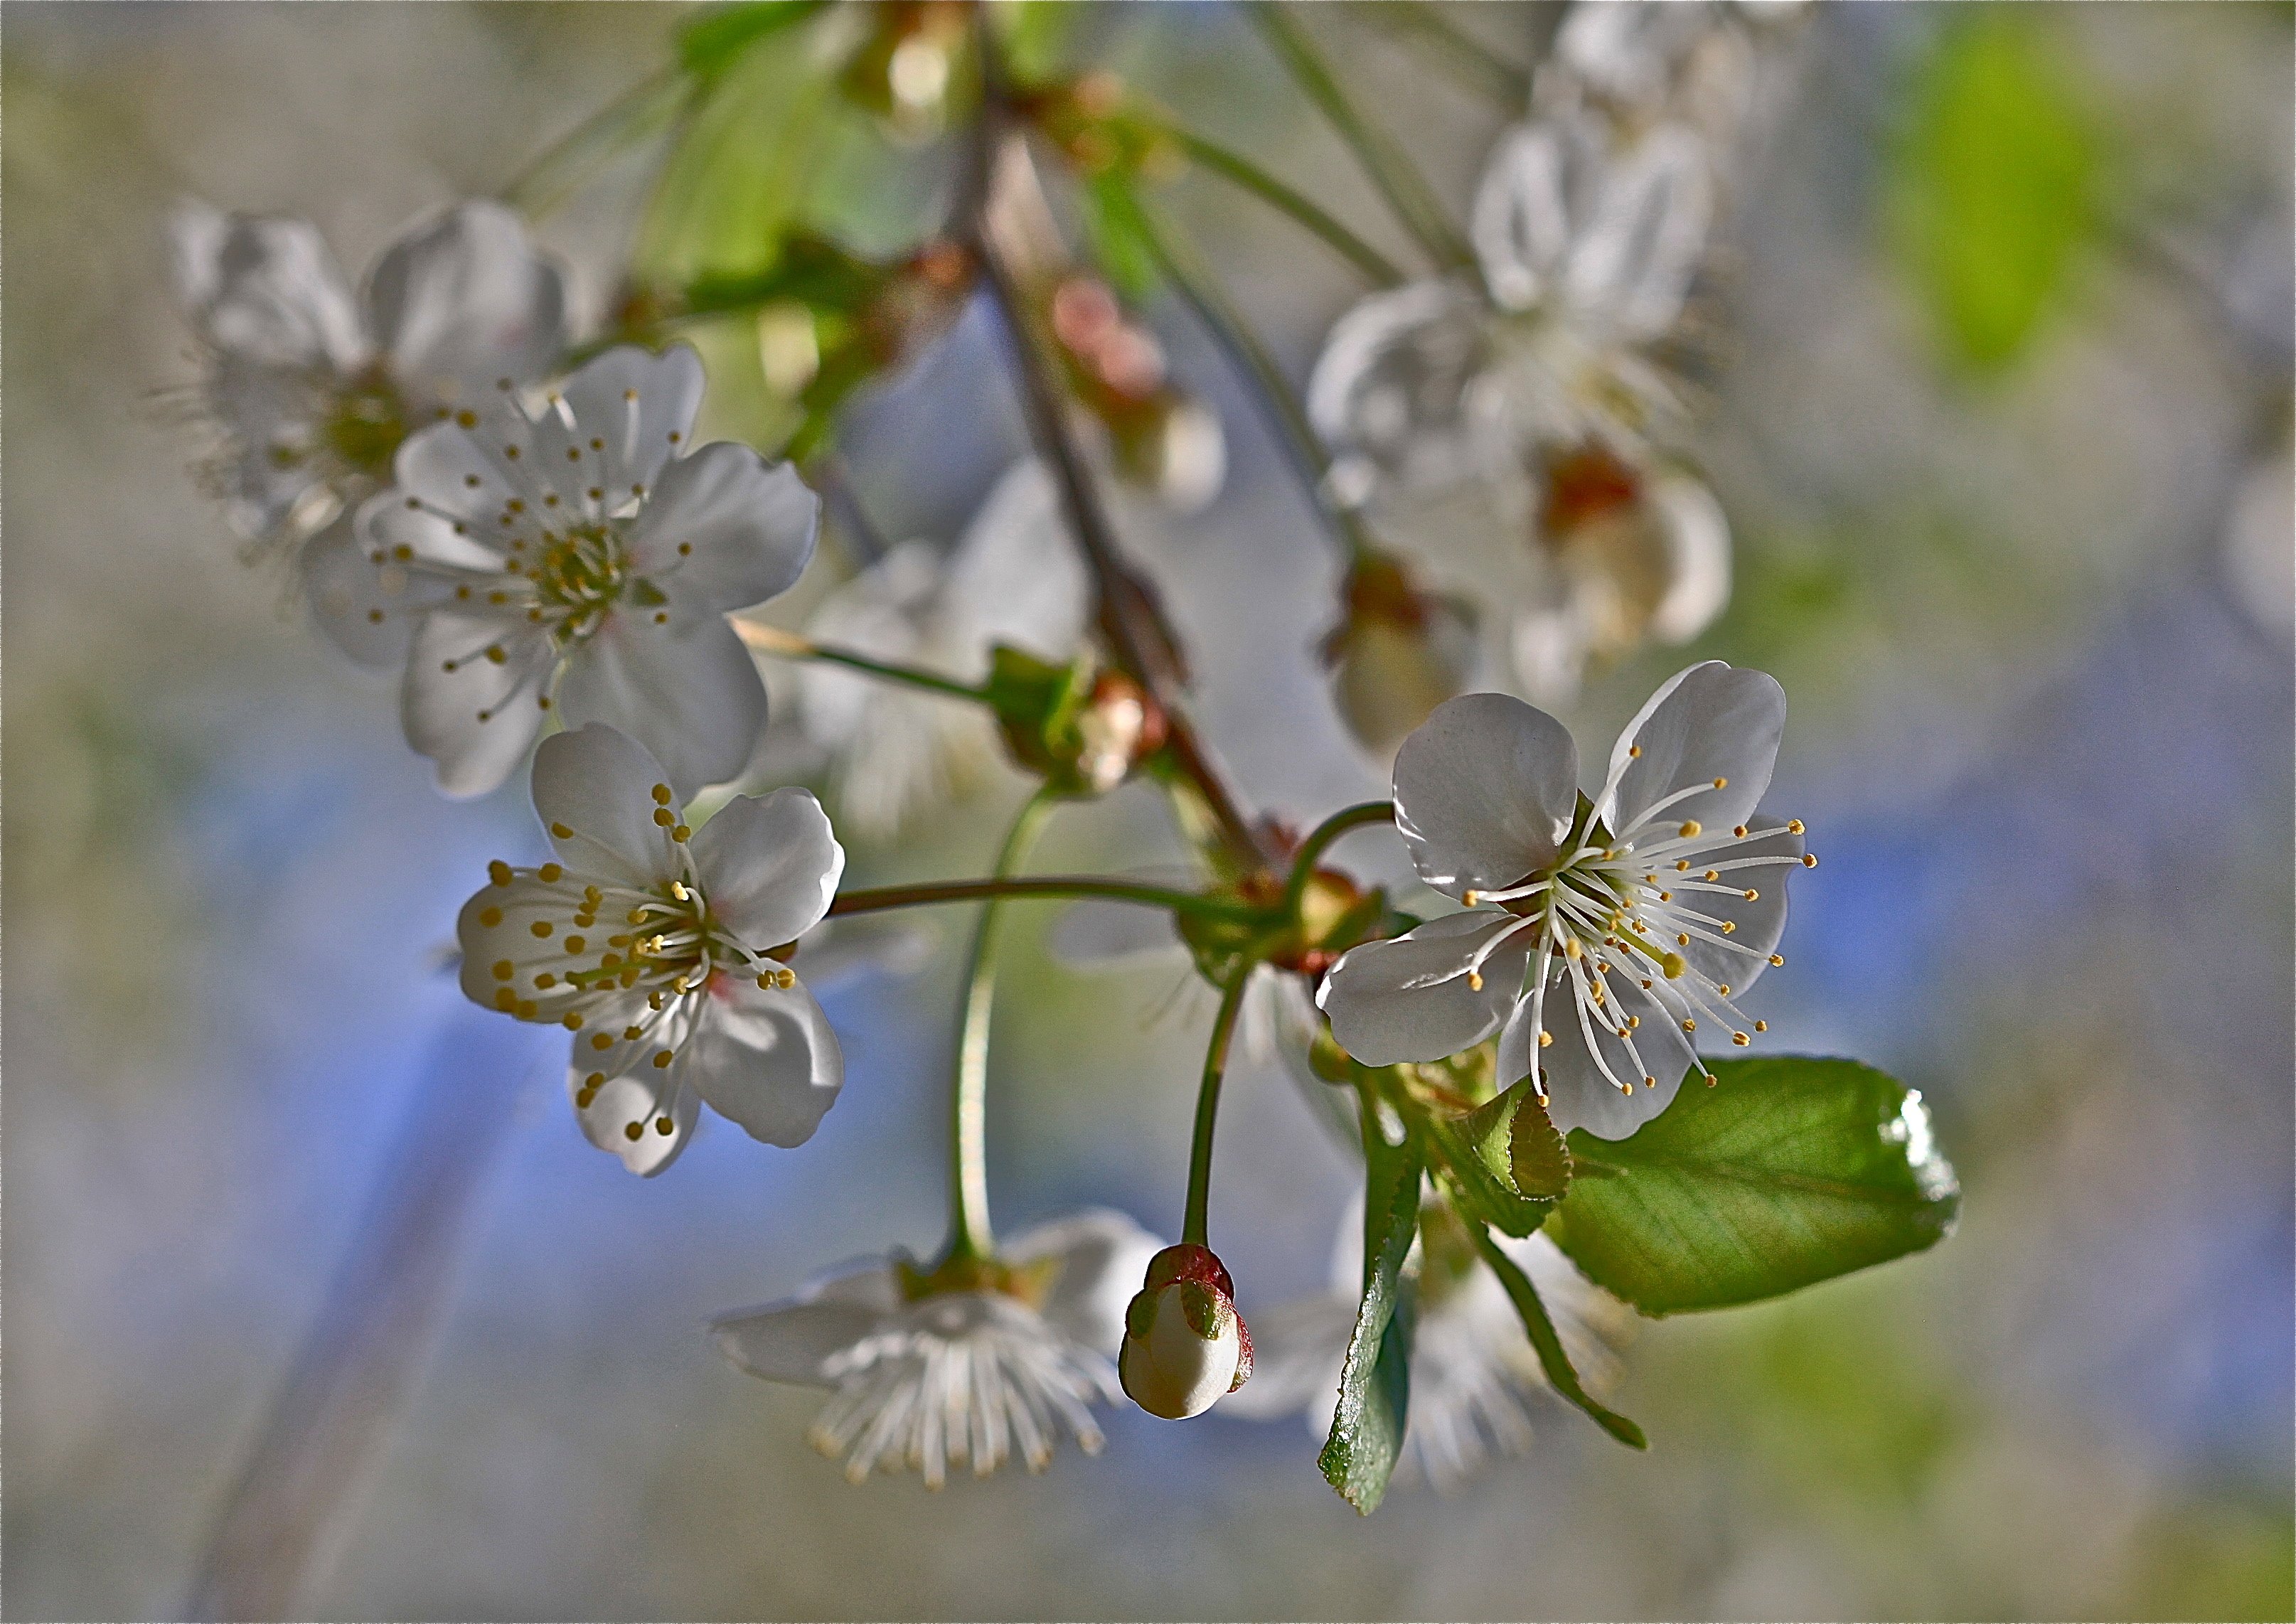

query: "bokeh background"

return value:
[5, 3, 2290, 1618]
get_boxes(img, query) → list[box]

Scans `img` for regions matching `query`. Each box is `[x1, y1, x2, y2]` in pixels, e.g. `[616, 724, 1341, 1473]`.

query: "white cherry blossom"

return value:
[1318, 663, 1812, 1139]
[1227, 1200, 1629, 1491]
[343, 343, 818, 798]
[712, 1209, 1161, 1486]
[796, 459, 1088, 837]
[171, 198, 565, 575]
[456, 722, 845, 1176]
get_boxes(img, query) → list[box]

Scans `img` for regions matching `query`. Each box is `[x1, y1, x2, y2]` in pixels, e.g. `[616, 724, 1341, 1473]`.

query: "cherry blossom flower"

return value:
[456, 722, 844, 1175]
[1318, 663, 1812, 1139]
[171, 199, 565, 576]
[796, 459, 1088, 836]
[341, 343, 818, 797]
[712, 1210, 1162, 1486]
[1226, 1198, 1630, 1490]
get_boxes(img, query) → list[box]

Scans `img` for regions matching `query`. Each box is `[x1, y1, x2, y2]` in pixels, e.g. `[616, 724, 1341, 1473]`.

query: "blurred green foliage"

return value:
[1893, 9, 2099, 373]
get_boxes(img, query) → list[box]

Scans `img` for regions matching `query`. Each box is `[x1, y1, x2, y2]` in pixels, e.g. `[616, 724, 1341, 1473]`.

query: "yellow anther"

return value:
[1643, 1076, 1657, 1088]
[480, 906, 503, 929]
[1661, 953, 1687, 979]
[1803, 853, 1819, 868]
[651, 784, 672, 805]
[671, 882, 689, 902]
[1628, 745, 1643, 758]
[757, 975, 775, 990]
[1721, 921, 1736, 934]
[1676, 933, 1690, 946]
[1716, 984, 1731, 996]
[489, 860, 513, 887]
[624, 1025, 644, 1040]
[494, 988, 518, 1012]
[652, 1050, 673, 1069]
[653, 808, 674, 827]
[1744, 888, 1759, 901]
[1713, 777, 1727, 789]
[1676, 860, 1690, 871]
[1733, 825, 1748, 838]
[624, 1122, 644, 1142]
[1657, 891, 1671, 902]
[1787, 819, 1805, 835]
[515, 1000, 537, 1020]
[1679, 821, 1702, 838]
[491, 959, 515, 981]
[585, 1072, 606, 1089]
[485, 644, 507, 665]
[539, 863, 563, 883]
[655, 1117, 674, 1136]
[1769, 953, 1785, 967]
[627, 909, 646, 925]
[1732, 1032, 1750, 1047]
[1538, 1030, 1553, 1048]
[561, 1013, 583, 1031]
[1682, 1018, 1697, 1032]
[1704, 1072, 1719, 1087]
[1754, 1020, 1768, 1032]
[1617, 1081, 1633, 1095]
[1627, 1015, 1640, 1030]
[1564, 937, 1582, 959]
[535, 973, 556, 989]
[1462, 889, 1480, 906]
[565, 936, 586, 954]
[551, 822, 573, 839]
[530, 920, 554, 938]
[590, 1032, 612, 1051]
[1466, 971, 1485, 991]
[671, 825, 690, 843]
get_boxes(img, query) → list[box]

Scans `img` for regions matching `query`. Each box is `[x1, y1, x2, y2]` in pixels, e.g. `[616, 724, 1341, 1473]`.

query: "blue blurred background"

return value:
[4, 3, 2290, 1618]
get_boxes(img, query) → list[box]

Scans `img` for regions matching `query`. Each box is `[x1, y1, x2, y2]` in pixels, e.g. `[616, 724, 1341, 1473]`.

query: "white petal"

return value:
[1647, 473, 1731, 643]
[390, 419, 542, 525]
[401, 611, 555, 798]
[625, 441, 819, 616]
[168, 198, 230, 315]
[679, 973, 844, 1148]
[177, 209, 365, 371]
[939, 460, 1091, 668]
[572, 1067, 698, 1177]
[1009, 1209, 1165, 1354]
[1601, 661, 1784, 841]
[556, 343, 706, 497]
[1537, 968, 1687, 1140]
[301, 511, 454, 667]
[1318, 911, 1533, 1067]
[1471, 122, 1576, 312]
[1564, 124, 1712, 338]
[1305, 281, 1491, 496]
[711, 1265, 901, 1386]
[1393, 693, 1580, 899]
[689, 786, 844, 949]
[367, 200, 567, 403]
[555, 613, 768, 797]
[528, 722, 683, 889]
[455, 871, 601, 1020]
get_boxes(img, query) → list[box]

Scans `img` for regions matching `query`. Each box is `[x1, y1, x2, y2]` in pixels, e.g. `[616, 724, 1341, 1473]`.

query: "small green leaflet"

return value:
[1317, 1106, 1421, 1514]
[1549, 1056, 1960, 1316]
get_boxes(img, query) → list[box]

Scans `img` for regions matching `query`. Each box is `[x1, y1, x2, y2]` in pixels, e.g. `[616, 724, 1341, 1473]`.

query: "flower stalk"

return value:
[1180, 957, 1261, 1248]
[735, 619, 994, 705]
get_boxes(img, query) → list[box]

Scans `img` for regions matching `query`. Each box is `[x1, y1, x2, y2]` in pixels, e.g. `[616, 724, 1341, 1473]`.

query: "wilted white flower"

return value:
[457, 722, 845, 1176]
[1319, 662, 1811, 1139]
[171, 199, 565, 573]
[1225, 1198, 1630, 1491]
[712, 1210, 1162, 1486]
[340, 343, 817, 798]
[797, 459, 1089, 837]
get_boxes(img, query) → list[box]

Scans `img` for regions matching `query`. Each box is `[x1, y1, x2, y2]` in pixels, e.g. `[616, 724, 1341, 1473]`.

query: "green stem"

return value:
[499, 65, 685, 219]
[735, 622, 992, 703]
[1125, 193, 1375, 562]
[944, 789, 1058, 1261]
[1245, 2, 1477, 274]
[1281, 800, 1395, 917]
[828, 875, 1266, 924]
[1181, 958, 1261, 1247]
[1353, 1, 1532, 109]
[1165, 129, 1403, 287]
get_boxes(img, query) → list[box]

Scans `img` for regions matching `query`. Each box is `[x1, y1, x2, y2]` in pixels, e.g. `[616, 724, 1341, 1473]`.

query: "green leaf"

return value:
[678, 1, 831, 84]
[1421, 1077, 1559, 1238]
[1549, 1057, 1961, 1316]
[1474, 1226, 1646, 1450]
[1317, 1106, 1421, 1514]
[1893, 9, 2097, 371]
[1078, 173, 1161, 304]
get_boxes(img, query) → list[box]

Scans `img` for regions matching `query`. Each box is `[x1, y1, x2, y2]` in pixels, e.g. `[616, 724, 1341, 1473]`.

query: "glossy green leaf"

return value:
[1894, 9, 2097, 370]
[1474, 1226, 1646, 1449]
[1317, 1106, 1421, 1514]
[1549, 1057, 1960, 1316]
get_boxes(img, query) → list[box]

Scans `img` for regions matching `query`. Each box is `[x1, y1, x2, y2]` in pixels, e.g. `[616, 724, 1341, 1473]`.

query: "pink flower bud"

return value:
[1118, 1244, 1253, 1420]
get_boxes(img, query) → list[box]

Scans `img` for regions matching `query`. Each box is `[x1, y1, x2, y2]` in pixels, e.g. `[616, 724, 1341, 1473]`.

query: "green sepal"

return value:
[979, 644, 1106, 796]
[1548, 1056, 1961, 1316]
[1473, 1224, 1647, 1450]
[1317, 1099, 1421, 1514]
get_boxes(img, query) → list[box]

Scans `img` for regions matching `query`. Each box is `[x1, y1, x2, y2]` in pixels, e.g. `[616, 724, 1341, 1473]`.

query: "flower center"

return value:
[320, 368, 409, 479]
[528, 522, 639, 645]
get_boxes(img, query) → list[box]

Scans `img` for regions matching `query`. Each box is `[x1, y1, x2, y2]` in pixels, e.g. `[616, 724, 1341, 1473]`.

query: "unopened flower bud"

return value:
[1118, 1244, 1252, 1419]
[1321, 551, 1478, 755]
